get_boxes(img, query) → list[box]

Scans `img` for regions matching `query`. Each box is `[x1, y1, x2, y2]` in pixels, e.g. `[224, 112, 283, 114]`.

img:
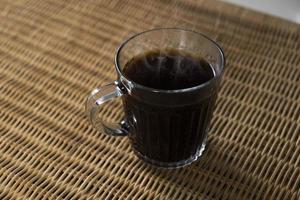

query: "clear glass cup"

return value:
[86, 28, 225, 168]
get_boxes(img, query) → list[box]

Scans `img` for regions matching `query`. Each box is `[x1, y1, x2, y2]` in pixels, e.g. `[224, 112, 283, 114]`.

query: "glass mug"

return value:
[86, 28, 225, 168]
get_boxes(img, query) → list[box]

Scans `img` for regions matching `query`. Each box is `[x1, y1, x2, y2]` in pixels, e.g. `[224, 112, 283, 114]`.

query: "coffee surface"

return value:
[123, 49, 214, 90]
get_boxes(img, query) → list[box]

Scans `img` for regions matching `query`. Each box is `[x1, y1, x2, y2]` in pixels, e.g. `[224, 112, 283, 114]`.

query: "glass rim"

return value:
[115, 28, 225, 93]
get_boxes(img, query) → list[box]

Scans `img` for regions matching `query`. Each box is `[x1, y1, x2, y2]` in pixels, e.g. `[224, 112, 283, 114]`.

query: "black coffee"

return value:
[122, 49, 216, 164]
[123, 49, 214, 90]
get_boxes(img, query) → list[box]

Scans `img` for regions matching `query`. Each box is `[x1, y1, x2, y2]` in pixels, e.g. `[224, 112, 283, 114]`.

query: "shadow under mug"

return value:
[86, 28, 225, 168]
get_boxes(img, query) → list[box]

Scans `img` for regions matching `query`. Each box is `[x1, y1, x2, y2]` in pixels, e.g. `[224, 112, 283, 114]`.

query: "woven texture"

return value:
[0, 0, 299, 199]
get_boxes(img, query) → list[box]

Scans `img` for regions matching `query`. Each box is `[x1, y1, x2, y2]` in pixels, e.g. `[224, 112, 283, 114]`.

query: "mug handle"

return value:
[85, 80, 128, 136]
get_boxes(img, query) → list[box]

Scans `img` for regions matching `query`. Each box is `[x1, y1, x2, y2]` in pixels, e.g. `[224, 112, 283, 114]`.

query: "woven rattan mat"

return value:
[0, 0, 299, 199]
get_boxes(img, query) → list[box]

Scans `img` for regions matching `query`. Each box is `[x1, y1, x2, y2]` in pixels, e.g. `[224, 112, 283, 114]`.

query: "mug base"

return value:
[133, 138, 207, 169]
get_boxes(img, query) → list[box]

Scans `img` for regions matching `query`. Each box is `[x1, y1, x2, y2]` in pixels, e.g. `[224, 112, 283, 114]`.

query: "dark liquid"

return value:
[123, 49, 214, 90]
[123, 49, 216, 164]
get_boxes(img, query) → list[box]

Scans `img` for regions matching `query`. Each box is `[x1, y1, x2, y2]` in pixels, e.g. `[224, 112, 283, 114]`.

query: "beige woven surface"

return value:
[0, 0, 299, 199]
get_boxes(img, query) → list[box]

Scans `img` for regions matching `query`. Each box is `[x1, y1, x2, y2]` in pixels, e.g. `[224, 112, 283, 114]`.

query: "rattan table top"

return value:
[0, 0, 299, 199]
